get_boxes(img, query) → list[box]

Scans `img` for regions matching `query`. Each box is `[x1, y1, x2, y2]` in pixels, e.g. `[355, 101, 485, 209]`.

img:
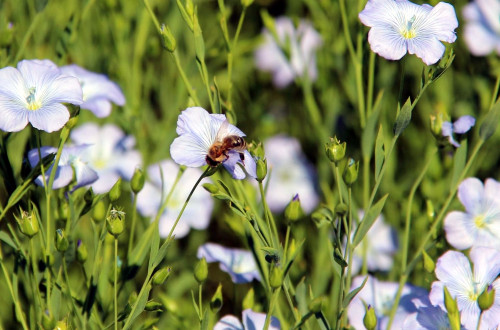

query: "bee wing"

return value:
[215, 120, 231, 142]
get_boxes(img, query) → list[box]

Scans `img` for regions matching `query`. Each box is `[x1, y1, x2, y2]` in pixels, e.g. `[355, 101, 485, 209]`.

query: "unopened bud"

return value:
[286, 239, 297, 262]
[325, 137, 346, 163]
[242, 288, 255, 309]
[444, 285, 460, 330]
[16, 209, 39, 238]
[76, 240, 88, 263]
[109, 178, 122, 202]
[210, 283, 223, 313]
[343, 158, 359, 186]
[308, 296, 325, 313]
[92, 199, 107, 222]
[194, 257, 208, 283]
[202, 183, 219, 194]
[160, 24, 177, 52]
[269, 267, 283, 290]
[152, 266, 172, 286]
[422, 251, 435, 273]
[54, 318, 68, 330]
[335, 203, 348, 217]
[42, 312, 56, 329]
[256, 158, 267, 182]
[185, 0, 194, 17]
[106, 209, 125, 237]
[363, 305, 377, 330]
[284, 194, 303, 222]
[55, 229, 69, 252]
[144, 300, 164, 312]
[241, 0, 254, 7]
[478, 284, 495, 311]
[131, 168, 145, 194]
[426, 200, 435, 223]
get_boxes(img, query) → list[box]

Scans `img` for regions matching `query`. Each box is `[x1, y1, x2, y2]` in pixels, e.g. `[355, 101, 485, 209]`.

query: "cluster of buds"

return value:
[325, 136, 359, 186]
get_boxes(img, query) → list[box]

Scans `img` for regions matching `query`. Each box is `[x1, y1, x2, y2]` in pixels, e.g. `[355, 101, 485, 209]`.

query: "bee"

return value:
[206, 120, 247, 167]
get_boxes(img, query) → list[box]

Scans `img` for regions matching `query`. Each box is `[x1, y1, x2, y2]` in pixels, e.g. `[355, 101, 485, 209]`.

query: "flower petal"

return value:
[0, 95, 29, 132]
[0, 66, 29, 104]
[175, 107, 219, 147]
[243, 309, 280, 330]
[407, 36, 445, 65]
[81, 99, 112, 117]
[214, 315, 243, 330]
[367, 26, 408, 61]
[453, 115, 475, 134]
[443, 211, 475, 250]
[28, 103, 70, 132]
[170, 133, 209, 167]
[423, 2, 458, 43]
[457, 177, 484, 214]
[41, 75, 83, 105]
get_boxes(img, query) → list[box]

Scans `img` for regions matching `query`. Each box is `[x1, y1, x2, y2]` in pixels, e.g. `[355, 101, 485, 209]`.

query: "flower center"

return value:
[401, 15, 417, 39]
[26, 87, 41, 111]
[474, 214, 486, 229]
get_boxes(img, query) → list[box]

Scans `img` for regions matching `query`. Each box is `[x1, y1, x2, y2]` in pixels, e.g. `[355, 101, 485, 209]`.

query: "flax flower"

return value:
[359, 0, 458, 65]
[214, 309, 280, 330]
[444, 177, 500, 250]
[136, 160, 213, 238]
[0, 59, 82, 132]
[170, 107, 256, 180]
[463, 0, 500, 56]
[429, 248, 500, 329]
[441, 115, 475, 148]
[255, 17, 322, 88]
[60, 64, 125, 117]
[197, 243, 260, 283]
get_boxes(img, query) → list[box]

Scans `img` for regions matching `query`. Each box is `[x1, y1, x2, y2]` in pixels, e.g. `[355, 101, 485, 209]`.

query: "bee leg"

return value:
[239, 152, 245, 165]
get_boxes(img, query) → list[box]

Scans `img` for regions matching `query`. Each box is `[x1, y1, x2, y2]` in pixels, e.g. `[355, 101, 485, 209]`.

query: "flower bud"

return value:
[55, 229, 69, 252]
[308, 296, 325, 313]
[426, 199, 435, 223]
[144, 300, 164, 312]
[478, 284, 495, 311]
[152, 266, 172, 286]
[42, 312, 56, 329]
[64, 114, 79, 130]
[202, 183, 219, 194]
[92, 199, 107, 222]
[343, 158, 359, 186]
[109, 178, 122, 202]
[106, 209, 125, 238]
[76, 240, 88, 263]
[335, 203, 348, 217]
[269, 267, 283, 290]
[422, 251, 435, 273]
[131, 167, 145, 194]
[286, 239, 297, 262]
[241, 0, 254, 8]
[430, 112, 446, 137]
[443, 286, 458, 315]
[363, 305, 377, 330]
[54, 318, 68, 330]
[194, 257, 208, 283]
[242, 288, 255, 310]
[284, 194, 303, 222]
[210, 283, 223, 313]
[256, 158, 267, 182]
[160, 24, 177, 52]
[16, 209, 39, 238]
[185, 0, 194, 17]
[325, 137, 346, 164]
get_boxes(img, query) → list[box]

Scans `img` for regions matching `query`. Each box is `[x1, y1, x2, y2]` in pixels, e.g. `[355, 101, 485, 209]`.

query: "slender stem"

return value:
[114, 238, 118, 330]
[29, 239, 43, 321]
[12, 4, 47, 64]
[341, 188, 354, 328]
[127, 193, 139, 256]
[477, 312, 483, 330]
[62, 256, 84, 327]
[198, 283, 203, 323]
[362, 156, 369, 209]
[227, 7, 247, 110]
[170, 52, 202, 106]
[334, 164, 344, 204]
[366, 51, 376, 117]
[0, 259, 29, 330]
[264, 288, 281, 330]
[258, 181, 278, 248]
[301, 78, 326, 140]
[489, 75, 500, 110]
[142, 0, 161, 32]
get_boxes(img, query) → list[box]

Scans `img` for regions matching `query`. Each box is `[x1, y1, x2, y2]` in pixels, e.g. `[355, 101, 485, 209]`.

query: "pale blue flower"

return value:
[403, 298, 466, 329]
[263, 135, 319, 214]
[136, 160, 213, 238]
[214, 309, 280, 330]
[441, 115, 475, 147]
[70, 123, 142, 194]
[27, 145, 98, 190]
[463, 0, 500, 56]
[429, 248, 500, 329]
[197, 243, 260, 283]
[444, 177, 500, 250]
[255, 17, 322, 88]
[349, 212, 398, 275]
[359, 0, 458, 65]
[0, 59, 83, 132]
[348, 275, 428, 329]
[60, 64, 125, 117]
[170, 107, 256, 180]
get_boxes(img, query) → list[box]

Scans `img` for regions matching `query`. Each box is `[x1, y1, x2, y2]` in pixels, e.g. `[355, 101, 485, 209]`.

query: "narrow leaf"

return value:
[375, 125, 385, 179]
[352, 194, 389, 247]
[393, 97, 412, 136]
[451, 141, 467, 188]
[362, 90, 384, 159]
[342, 276, 368, 308]
[480, 99, 500, 141]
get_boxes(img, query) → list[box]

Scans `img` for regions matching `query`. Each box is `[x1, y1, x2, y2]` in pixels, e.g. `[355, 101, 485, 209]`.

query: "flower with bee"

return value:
[170, 107, 257, 180]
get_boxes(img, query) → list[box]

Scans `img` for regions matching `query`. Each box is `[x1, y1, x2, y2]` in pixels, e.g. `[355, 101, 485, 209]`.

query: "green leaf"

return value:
[352, 194, 389, 248]
[362, 90, 384, 159]
[152, 238, 173, 270]
[129, 222, 155, 267]
[327, 240, 342, 279]
[123, 282, 152, 330]
[148, 225, 160, 271]
[393, 97, 412, 136]
[375, 125, 385, 179]
[480, 99, 500, 141]
[213, 77, 222, 114]
[175, 0, 193, 31]
[0, 232, 17, 250]
[342, 276, 368, 308]
[451, 140, 467, 188]
[283, 239, 305, 277]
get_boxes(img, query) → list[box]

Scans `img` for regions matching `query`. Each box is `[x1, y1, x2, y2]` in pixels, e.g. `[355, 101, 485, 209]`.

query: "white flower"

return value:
[255, 17, 322, 88]
[0, 59, 83, 132]
[441, 115, 476, 148]
[263, 135, 319, 214]
[27, 145, 98, 190]
[359, 0, 458, 65]
[214, 309, 280, 330]
[429, 248, 500, 329]
[170, 107, 256, 180]
[444, 177, 500, 250]
[70, 123, 142, 194]
[136, 160, 213, 239]
[197, 243, 260, 283]
[60, 64, 125, 117]
[463, 0, 500, 56]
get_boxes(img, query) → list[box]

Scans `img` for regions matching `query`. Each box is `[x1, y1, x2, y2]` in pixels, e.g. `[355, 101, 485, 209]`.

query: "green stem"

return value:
[227, 7, 247, 110]
[127, 193, 139, 256]
[62, 255, 84, 327]
[366, 51, 376, 117]
[258, 181, 278, 248]
[334, 164, 344, 204]
[114, 238, 118, 330]
[142, 0, 161, 32]
[198, 283, 203, 323]
[171, 52, 202, 105]
[0, 259, 29, 330]
[489, 75, 500, 110]
[301, 78, 326, 140]
[264, 288, 281, 330]
[341, 188, 354, 328]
